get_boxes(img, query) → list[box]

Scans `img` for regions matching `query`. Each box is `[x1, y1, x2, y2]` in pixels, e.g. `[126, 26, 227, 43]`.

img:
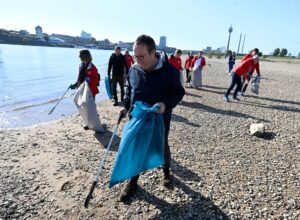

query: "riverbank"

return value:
[1, 58, 300, 219]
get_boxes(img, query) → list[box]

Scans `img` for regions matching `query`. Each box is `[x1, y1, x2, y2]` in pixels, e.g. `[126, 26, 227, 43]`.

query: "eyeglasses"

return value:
[133, 54, 147, 61]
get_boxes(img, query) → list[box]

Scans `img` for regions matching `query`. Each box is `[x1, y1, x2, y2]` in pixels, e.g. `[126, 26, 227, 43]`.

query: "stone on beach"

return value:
[250, 123, 265, 136]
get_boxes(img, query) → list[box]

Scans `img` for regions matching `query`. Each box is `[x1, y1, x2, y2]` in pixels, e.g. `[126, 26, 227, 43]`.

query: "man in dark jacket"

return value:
[107, 46, 128, 106]
[119, 34, 185, 202]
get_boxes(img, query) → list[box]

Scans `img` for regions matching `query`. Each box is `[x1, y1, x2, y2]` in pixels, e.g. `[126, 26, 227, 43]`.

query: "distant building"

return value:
[206, 46, 212, 52]
[220, 47, 226, 53]
[49, 36, 65, 44]
[118, 41, 134, 51]
[19, 30, 29, 37]
[35, 26, 43, 40]
[298, 51, 300, 57]
[159, 36, 167, 49]
[80, 31, 92, 39]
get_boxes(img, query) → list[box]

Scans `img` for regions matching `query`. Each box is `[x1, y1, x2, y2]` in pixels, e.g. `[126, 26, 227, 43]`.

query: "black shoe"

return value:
[83, 125, 89, 130]
[162, 176, 171, 187]
[232, 96, 240, 101]
[113, 101, 118, 106]
[162, 168, 171, 187]
[120, 181, 138, 202]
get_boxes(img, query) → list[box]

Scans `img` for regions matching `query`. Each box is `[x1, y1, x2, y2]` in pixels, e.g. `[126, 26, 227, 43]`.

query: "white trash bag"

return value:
[251, 75, 261, 94]
[73, 82, 104, 132]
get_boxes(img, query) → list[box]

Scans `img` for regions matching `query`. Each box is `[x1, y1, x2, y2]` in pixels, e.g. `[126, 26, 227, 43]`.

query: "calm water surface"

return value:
[0, 44, 114, 128]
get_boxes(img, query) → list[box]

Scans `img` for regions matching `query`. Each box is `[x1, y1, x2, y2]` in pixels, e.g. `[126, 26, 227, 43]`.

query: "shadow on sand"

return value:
[93, 127, 121, 152]
[179, 100, 268, 122]
[172, 114, 200, 127]
[240, 100, 300, 114]
[123, 159, 228, 219]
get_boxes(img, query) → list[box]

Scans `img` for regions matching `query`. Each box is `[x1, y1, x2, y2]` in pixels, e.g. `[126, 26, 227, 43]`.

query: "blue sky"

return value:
[1, 0, 299, 55]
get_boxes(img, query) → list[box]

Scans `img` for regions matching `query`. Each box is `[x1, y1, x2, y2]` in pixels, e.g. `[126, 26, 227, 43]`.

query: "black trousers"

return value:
[130, 110, 172, 183]
[225, 72, 242, 98]
[112, 74, 124, 102]
[186, 69, 191, 83]
[240, 73, 253, 93]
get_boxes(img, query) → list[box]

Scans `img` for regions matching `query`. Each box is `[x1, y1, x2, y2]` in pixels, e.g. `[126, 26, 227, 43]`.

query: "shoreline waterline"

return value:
[0, 44, 115, 129]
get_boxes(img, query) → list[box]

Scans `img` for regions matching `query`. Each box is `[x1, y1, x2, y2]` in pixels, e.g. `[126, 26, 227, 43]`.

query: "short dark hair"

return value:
[115, 46, 121, 50]
[135, 34, 156, 54]
[175, 49, 182, 55]
[79, 49, 92, 62]
[253, 48, 259, 54]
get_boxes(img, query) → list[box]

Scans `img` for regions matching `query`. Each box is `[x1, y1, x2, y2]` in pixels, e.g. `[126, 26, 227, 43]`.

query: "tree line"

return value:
[273, 48, 288, 57]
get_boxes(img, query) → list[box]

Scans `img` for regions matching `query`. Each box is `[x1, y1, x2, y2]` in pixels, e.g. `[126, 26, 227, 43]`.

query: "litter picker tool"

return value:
[84, 112, 124, 208]
[48, 85, 71, 115]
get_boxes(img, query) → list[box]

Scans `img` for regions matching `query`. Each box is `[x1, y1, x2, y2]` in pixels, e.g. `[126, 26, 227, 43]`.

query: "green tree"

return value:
[225, 50, 232, 56]
[273, 48, 280, 56]
[280, 48, 288, 57]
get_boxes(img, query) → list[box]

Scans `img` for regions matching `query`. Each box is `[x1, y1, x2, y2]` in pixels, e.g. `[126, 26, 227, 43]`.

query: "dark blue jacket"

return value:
[124, 52, 185, 131]
[124, 53, 184, 110]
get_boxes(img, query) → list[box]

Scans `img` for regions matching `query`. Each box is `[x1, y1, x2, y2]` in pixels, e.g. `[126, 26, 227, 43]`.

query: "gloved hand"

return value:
[69, 84, 77, 89]
[85, 77, 90, 83]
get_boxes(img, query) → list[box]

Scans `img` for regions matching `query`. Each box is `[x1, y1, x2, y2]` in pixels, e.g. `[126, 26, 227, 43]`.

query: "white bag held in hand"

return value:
[251, 75, 261, 94]
[73, 82, 104, 132]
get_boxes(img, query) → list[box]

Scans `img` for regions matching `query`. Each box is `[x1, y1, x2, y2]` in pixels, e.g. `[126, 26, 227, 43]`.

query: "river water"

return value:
[0, 44, 114, 128]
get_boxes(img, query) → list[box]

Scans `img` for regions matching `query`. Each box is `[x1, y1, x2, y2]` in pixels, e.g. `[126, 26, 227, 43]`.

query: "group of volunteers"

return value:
[68, 34, 261, 203]
[169, 50, 207, 89]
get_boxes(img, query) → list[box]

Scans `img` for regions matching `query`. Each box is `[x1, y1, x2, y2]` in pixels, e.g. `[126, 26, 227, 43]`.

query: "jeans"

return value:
[228, 63, 234, 73]
[225, 72, 242, 98]
[240, 72, 253, 93]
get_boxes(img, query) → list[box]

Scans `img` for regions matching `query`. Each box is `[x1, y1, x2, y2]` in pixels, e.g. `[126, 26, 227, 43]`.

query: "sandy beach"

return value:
[1, 57, 300, 219]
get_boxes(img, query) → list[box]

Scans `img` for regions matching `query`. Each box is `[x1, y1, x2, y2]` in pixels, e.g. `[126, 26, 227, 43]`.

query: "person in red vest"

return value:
[169, 49, 182, 70]
[190, 51, 206, 88]
[224, 55, 260, 102]
[168, 49, 182, 70]
[70, 49, 100, 98]
[184, 52, 194, 83]
[124, 49, 134, 69]
[69, 49, 100, 130]
[169, 49, 184, 87]
[239, 48, 261, 96]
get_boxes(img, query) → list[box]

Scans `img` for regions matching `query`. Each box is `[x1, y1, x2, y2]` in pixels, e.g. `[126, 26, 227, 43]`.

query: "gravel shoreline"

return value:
[1, 58, 299, 219]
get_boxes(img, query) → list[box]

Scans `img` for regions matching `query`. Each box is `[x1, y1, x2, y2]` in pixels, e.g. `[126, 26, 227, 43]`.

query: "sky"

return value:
[1, 0, 300, 55]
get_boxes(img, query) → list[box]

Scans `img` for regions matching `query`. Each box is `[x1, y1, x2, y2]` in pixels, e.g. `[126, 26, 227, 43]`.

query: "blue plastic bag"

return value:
[109, 101, 165, 188]
[105, 76, 113, 99]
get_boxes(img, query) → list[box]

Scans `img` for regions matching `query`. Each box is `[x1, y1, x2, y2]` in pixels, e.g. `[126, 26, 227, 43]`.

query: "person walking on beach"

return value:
[239, 48, 261, 96]
[224, 55, 260, 102]
[123, 49, 135, 87]
[107, 46, 129, 106]
[227, 51, 236, 75]
[190, 51, 206, 89]
[70, 49, 100, 98]
[184, 52, 194, 83]
[124, 49, 134, 69]
[118, 34, 185, 202]
[169, 49, 184, 87]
